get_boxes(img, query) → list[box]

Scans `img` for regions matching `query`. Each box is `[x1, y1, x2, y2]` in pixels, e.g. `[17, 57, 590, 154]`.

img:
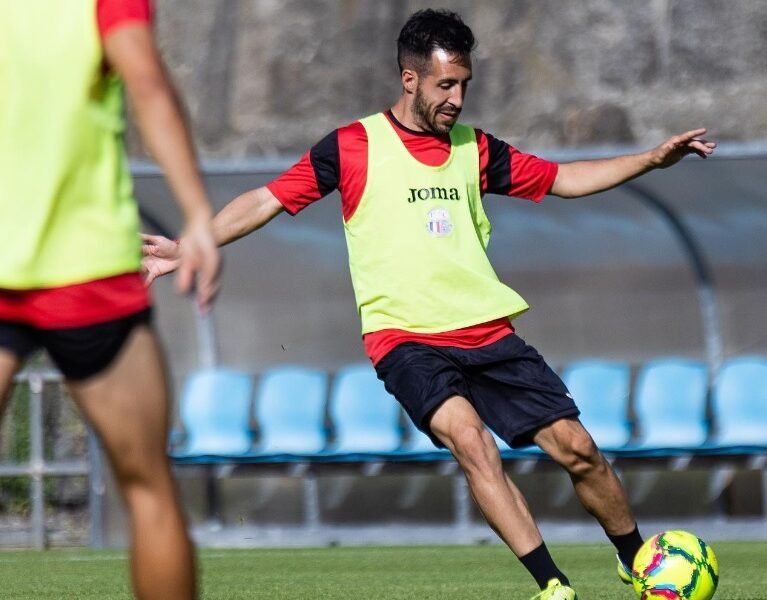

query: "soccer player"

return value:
[0, 1, 220, 599]
[143, 9, 714, 600]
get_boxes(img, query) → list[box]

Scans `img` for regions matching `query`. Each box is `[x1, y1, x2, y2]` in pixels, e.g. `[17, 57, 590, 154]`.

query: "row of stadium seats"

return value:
[170, 363, 446, 463]
[169, 356, 767, 464]
[563, 357, 767, 455]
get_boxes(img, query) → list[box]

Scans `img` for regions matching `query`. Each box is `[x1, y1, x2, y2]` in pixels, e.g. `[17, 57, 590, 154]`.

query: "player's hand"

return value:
[174, 219, 221, 313]
[141, 233, 183, 285]
[647, 128, 717, 169]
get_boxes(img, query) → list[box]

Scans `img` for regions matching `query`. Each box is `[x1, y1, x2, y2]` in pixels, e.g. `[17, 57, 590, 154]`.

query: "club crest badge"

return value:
[425, 207, 453, 237]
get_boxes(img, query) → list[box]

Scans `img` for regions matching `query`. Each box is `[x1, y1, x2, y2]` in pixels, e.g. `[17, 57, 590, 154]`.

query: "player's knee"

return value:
[559, 430, 603, 476]
[109, 446, 164, 490]
[112, 459, 152, 489]
[451, 425, 499, 474]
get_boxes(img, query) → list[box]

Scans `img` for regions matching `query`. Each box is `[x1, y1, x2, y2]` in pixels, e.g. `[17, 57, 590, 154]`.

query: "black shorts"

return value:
[374, 333, 579, 449]
[0, 308, 152, 381]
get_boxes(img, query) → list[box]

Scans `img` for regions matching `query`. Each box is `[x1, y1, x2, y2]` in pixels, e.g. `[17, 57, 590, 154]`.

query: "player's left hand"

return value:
[647, 128, 717, 169]
[141, 233, 182, 285]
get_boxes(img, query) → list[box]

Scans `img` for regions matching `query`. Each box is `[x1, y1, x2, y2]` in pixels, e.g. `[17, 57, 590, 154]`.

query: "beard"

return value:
[412, 85, 460, 135]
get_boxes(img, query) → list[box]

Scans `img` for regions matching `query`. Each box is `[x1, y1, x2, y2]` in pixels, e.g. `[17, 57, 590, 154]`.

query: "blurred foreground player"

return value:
[0, 1, 220, 598]
[143, 9, 715, 600]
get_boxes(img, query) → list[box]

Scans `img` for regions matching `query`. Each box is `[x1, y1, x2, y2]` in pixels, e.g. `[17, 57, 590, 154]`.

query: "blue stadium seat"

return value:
[403, 416, 439, 453]
[254, 366, 328, 455]
[632, 358, 708, 450]
[173, 368, 254, 457]
[561, 360, 632, 450]
[327, 364, 402, 455]
[710, 356, 767, 448]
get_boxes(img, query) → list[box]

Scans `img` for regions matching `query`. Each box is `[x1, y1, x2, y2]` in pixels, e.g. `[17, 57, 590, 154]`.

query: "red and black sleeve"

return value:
[266, 130, 340, 215]
[267, 121, 369, 220]
[477, 129, 558, 202]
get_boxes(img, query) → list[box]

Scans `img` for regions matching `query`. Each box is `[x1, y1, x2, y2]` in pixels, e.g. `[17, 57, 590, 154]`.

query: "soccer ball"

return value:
[632, 530, 719, 600]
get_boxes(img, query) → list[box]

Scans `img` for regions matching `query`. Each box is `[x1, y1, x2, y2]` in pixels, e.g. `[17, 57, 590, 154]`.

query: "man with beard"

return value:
[143, 9, 715, 600]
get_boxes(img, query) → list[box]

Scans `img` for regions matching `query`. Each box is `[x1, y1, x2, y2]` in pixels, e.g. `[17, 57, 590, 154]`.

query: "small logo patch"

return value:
[426, 207, 453, 237]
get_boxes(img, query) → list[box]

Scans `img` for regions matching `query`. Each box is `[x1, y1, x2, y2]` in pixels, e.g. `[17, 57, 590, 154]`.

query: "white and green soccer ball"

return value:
[632, 530, 719, 600]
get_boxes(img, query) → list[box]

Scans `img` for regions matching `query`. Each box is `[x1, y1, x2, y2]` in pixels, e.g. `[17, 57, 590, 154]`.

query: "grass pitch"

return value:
[0, 541, 765, 599]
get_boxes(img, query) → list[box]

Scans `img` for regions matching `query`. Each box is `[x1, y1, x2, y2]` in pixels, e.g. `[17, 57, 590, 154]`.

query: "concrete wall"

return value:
[133, 0, 767, 159]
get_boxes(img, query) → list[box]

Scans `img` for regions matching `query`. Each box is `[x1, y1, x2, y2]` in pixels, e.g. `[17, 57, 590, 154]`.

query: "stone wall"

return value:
[137, 0, 767, 158]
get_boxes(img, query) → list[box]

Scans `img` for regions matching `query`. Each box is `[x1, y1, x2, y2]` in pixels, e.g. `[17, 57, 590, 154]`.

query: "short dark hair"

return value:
[397, 9, 476, 74]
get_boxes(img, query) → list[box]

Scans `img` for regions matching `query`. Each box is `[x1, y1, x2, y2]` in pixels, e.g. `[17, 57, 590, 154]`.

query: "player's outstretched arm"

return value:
[550, 128, 716, 199]
[212, 186, 285, 246]
[103, 24, 220, 311]
[142, 186, 285, 283]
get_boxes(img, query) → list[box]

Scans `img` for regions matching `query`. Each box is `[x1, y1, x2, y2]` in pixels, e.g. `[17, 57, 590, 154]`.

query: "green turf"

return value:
[0, 541, 765, 599]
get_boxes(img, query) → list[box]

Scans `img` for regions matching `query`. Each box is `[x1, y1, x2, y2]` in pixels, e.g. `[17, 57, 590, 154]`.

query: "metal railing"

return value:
[0, 370, 104, 548]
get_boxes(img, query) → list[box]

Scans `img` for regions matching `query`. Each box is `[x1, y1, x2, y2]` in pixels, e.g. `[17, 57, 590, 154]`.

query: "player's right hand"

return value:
[174, 219, 221, 313]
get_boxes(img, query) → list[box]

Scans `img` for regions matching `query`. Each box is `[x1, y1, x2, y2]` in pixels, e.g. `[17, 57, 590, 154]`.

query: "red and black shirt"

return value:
[267, 111, 558, 364]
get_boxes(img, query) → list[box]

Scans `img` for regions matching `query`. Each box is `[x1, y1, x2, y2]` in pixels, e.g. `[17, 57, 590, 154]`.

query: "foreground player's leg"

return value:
[67, 326, 196, 600]
[0, 349, 20, 417]
[533, 417, 643, 574]
[429, 395, 574, 595]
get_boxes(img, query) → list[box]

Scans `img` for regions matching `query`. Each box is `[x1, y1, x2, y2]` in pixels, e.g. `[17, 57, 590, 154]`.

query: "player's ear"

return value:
[401, 68, 418, 94]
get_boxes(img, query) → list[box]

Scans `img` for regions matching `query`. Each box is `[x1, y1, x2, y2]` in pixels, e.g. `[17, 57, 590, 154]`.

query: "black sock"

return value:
[608, 524, 644, 568]
[519, 542, 570, 589]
